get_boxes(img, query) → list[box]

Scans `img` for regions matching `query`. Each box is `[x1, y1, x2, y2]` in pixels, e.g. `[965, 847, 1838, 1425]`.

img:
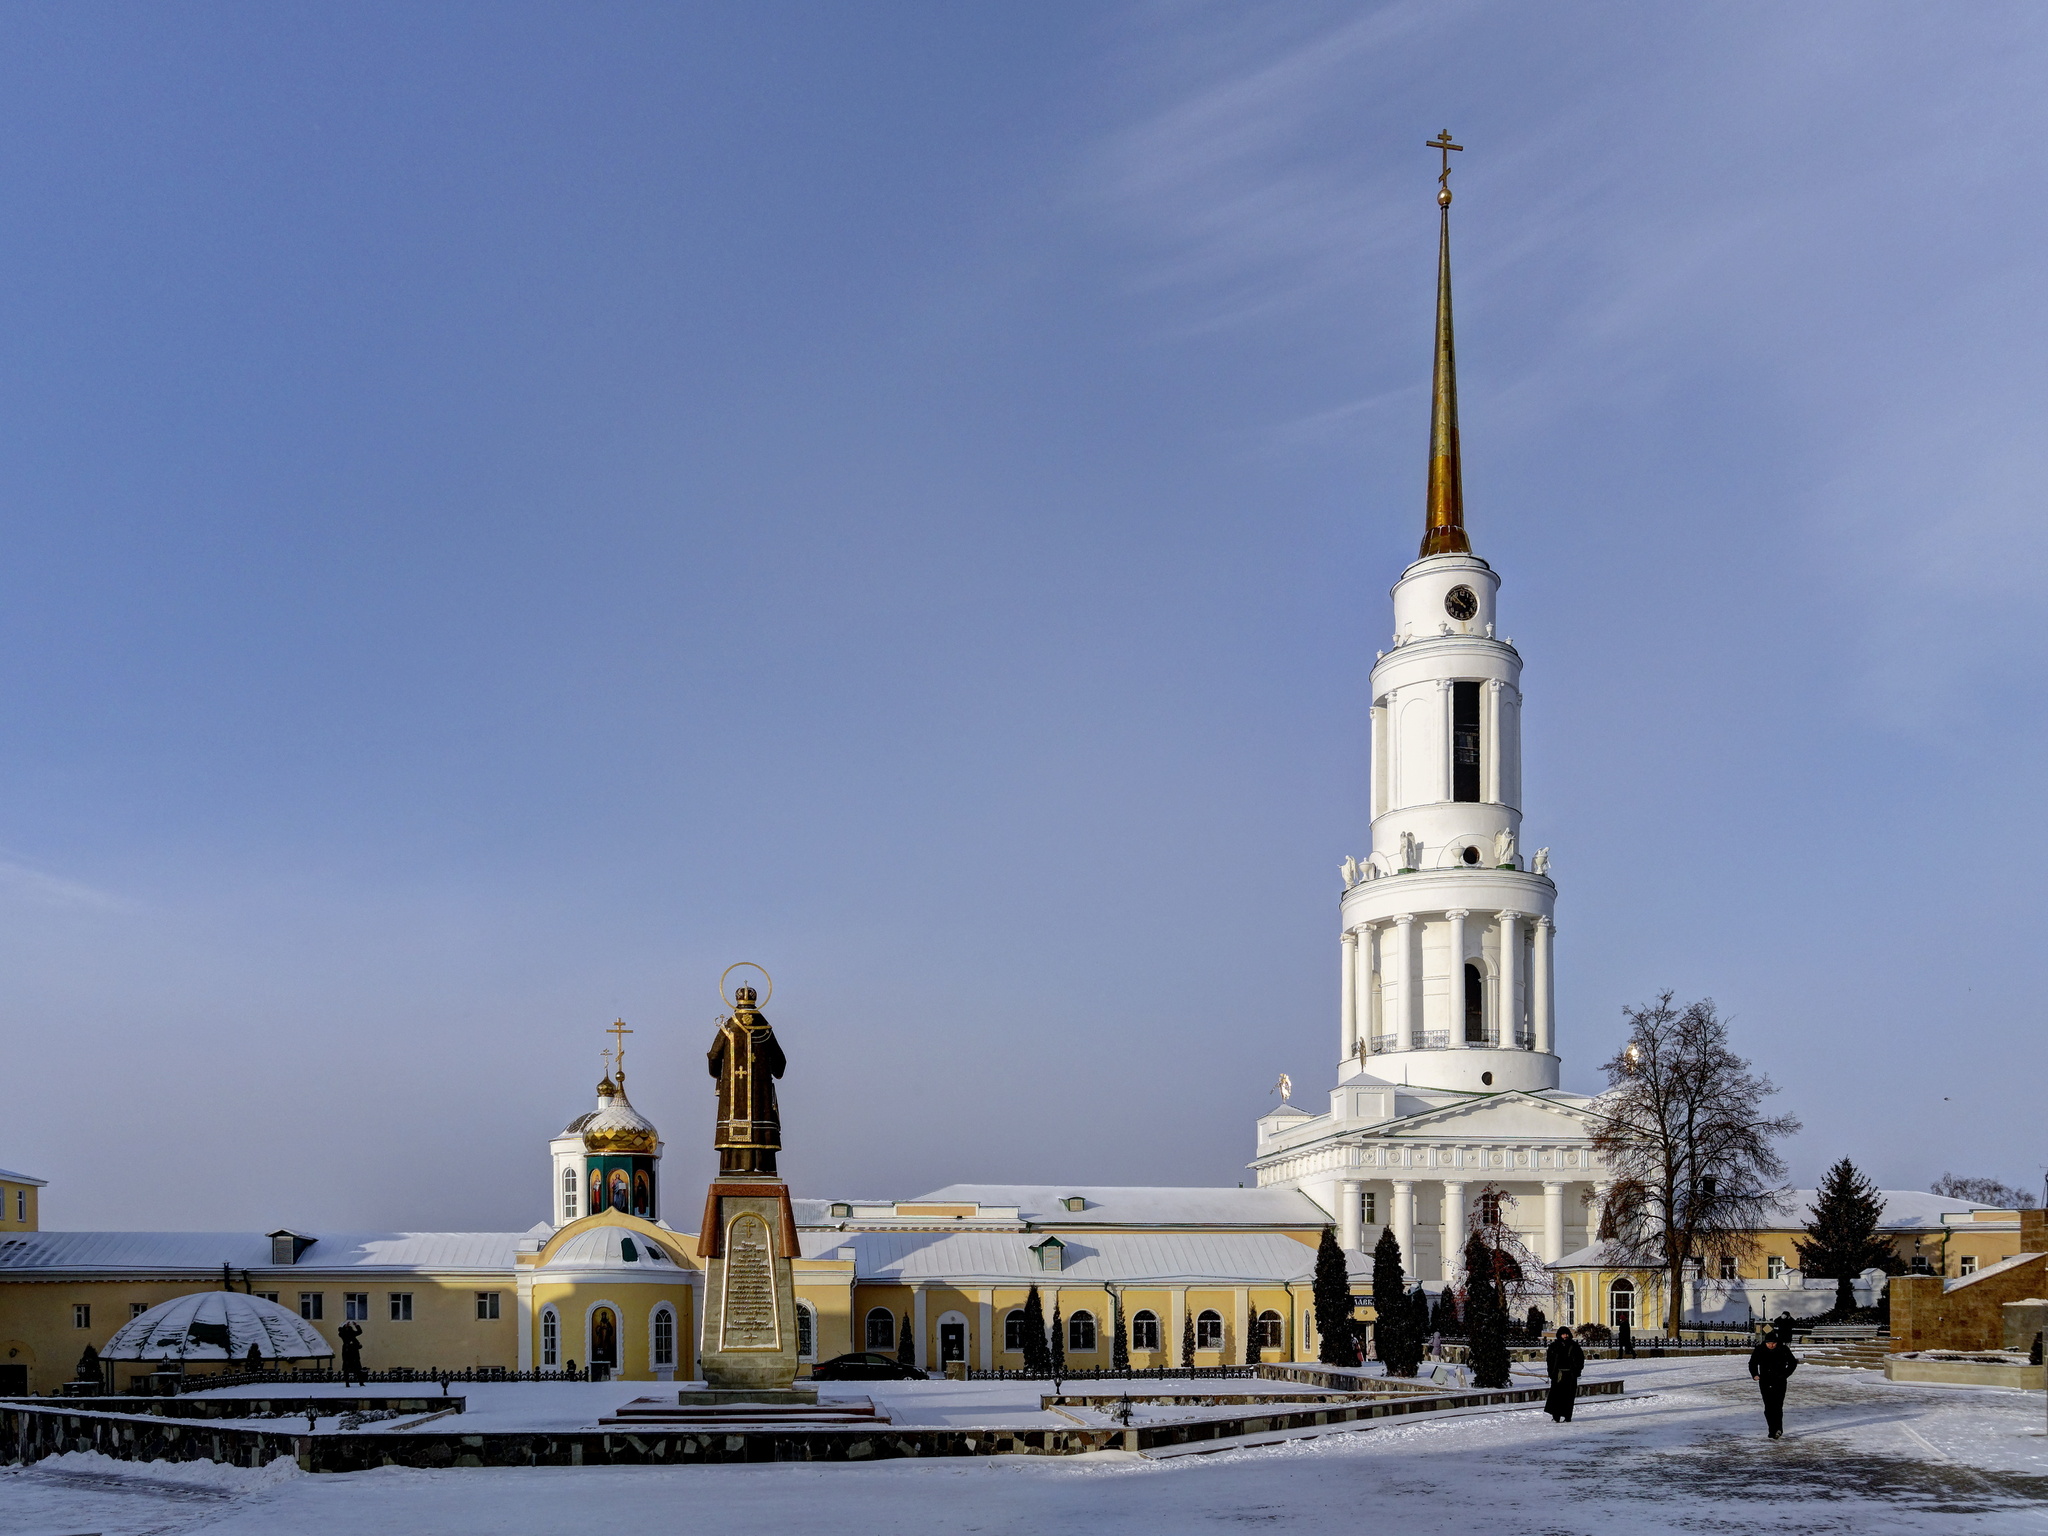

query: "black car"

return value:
[810, 1352, 928, 1381]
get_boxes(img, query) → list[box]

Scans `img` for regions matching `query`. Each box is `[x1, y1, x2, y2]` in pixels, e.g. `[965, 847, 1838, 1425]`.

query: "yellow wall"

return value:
[0, 1182, 37, 1232]
[528, 1283, 693, 1379]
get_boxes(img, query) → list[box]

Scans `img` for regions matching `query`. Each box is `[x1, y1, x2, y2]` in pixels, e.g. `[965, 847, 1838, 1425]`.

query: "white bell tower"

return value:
[1335, 135, 1558, 1095]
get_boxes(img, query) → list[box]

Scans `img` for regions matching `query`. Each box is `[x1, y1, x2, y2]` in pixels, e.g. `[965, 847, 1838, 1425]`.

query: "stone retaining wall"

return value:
[4, 1380, 1624, 1471]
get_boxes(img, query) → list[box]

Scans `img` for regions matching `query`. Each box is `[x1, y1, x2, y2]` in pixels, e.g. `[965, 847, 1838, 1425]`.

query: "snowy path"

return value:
[2, 1356, 2043, 1535]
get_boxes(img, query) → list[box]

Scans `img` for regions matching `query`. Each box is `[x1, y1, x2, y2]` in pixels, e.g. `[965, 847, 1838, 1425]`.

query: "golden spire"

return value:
[1420, 129, 1471, 559]
[607, 1019, 634, 1086]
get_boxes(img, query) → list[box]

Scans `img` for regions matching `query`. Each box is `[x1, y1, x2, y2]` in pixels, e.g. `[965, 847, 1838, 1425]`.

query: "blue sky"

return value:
[2, 2, 2043, 1230]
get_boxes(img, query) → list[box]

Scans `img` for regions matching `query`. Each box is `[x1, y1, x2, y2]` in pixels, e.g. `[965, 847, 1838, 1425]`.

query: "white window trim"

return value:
[541, 1306, 560, 1367]
[1130, 1310, 1161, 1352]
[794, 1301, 816, 1362]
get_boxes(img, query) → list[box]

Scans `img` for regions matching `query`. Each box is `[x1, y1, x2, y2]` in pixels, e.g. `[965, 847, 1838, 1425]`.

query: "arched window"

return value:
[651, 1306, 676, 1368]
[865, 1308, 895, 1351]
[1256, 1311, 1283, 1350]
[1195, 1310, 1223, 1351]
[1003, 1309, 1027, 1352]
[1608, 1277, 1636, 1329]
[1464, 962, 1485, 1043]
[1068, 1310, 1096, 1353]
[796, 1302, 815, 1362]
[561, 1167, 579, 1222]
[590, 1306, 619, 1368]
[1452, 680, 1481, 801]
[1131, 1310, 1160, 1352]
[1560, 1284, 1576, 1325]
[541, 1307, 559, 1367]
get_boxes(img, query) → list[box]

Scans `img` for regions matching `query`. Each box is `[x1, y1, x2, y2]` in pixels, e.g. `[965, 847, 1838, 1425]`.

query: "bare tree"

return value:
[1590, 993, 1801, 1337]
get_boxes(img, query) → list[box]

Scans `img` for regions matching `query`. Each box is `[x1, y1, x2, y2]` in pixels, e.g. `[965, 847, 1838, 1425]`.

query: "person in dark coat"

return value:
[1749, 1335, 1799, 1438]
[337, 1321, 365, 1386]
[1544, 1328, 1586, 1422]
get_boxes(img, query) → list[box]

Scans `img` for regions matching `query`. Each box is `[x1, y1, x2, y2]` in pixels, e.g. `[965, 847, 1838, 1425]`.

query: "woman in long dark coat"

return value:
[1545, 1327, 1585, 1422]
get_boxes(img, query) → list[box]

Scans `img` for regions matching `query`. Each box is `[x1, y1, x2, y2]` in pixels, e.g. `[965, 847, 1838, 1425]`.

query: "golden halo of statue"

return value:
[719, 961, 774, 1012]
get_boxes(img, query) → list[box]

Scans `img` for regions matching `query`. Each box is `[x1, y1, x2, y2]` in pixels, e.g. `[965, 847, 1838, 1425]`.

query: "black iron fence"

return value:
[162, 1365, 606, 1396]
[968, 1365, 1262, 1383]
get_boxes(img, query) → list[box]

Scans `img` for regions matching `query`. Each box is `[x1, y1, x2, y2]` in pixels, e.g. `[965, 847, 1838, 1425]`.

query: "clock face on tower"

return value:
[1444, 585, 1478, 621]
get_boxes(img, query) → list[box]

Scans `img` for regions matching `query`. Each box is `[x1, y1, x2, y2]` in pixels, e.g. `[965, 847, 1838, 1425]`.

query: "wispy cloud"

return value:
[0, 857, 133, 913]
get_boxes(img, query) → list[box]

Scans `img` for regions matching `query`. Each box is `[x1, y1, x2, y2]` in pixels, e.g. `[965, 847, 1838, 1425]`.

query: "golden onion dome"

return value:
[582, 1075, 659, 1154]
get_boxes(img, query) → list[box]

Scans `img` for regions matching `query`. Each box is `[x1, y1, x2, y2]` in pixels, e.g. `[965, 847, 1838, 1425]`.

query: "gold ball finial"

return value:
[1438, 188, 1452, 207]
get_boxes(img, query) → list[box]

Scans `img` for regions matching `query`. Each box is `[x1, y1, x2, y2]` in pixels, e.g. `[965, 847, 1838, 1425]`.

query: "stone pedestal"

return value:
[698, 1180, 801, 1394]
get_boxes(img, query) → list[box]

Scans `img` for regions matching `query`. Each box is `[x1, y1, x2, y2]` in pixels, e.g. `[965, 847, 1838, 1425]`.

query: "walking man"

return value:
[1748, 1332, 1799, 1438]
[1544, 1327, 1585, 1423]
[337, 1320, 365, 1387]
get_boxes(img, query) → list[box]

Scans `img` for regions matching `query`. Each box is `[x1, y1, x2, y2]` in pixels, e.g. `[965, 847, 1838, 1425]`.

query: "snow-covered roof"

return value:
[906, 1184, 1330, 1228]
[810, 1229, 1318, 1284]
[0, 1168, 45, 1187]
[1770, 1189, 2008, 1232]
[0, 1231, 523, 1275]
[101, 1290, 334, 1362]
[537, 1226, 687, 1274]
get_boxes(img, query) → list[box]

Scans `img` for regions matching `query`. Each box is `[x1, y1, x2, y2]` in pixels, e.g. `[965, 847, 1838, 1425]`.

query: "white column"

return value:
[1497, 910, 1521, 1049]
[1392, 1179, 1415, 1268]
[913, 1286, 929, 1375]
[1439, 679, 1456, 802]
[1370, 703, 1387, 818]
[1357, 925, 1378, 1057]
[1340, 929, 1359, 1063]
[1445, 909, 1469, 1047]
[1394, 915, 1416, 1049]
[1440, 1179, 1467, 1282]
[1542, 1181, 1566, 1263]
[1532, 917, 1554, 1054]
[1484, 679, 1502, 803]
[1339, 1179, 1363, 1251]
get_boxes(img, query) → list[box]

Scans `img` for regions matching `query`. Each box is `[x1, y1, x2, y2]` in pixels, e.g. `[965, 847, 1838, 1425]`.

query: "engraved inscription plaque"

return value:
[718, 1211, 781, 1351]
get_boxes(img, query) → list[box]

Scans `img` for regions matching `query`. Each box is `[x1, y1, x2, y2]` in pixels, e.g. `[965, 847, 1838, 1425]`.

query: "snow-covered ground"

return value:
[2, 1356, 2043, 1534]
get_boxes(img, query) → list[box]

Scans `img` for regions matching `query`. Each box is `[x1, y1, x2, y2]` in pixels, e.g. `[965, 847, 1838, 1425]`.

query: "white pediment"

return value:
[1371, 1091, 1598, 1142]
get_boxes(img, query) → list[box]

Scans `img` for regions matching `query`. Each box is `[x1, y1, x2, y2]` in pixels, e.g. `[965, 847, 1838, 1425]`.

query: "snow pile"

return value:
[31, 1449, 302, 1489]
[1893, 1349, 2033, 1364]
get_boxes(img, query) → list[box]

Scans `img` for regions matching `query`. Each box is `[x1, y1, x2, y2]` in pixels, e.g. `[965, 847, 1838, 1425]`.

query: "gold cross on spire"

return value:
[1427, 129, 1462, 204]
[607, 1019, 633, 1080]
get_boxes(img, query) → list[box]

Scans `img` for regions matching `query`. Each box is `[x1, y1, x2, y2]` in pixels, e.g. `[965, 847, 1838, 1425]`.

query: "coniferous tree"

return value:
[1429, 1288, 1460, 1336]
[1796, 1157, 1900, 1317]
[1111, 1294, 1130, 1372]
[1049, 1300, 1066, 1376]
[1370, 1227, 1417, 1377]
[1312, 1227, 1355, 1366]
[1408, 1285, 1430, 1342]
[897, 1313, 916, 1369]
[1244, 1310, 1263, 1366]
[1462, 1230, 1512, 1388]
[1527, 1305, 1546, 1339]
[1020, 1285, 1051, 1374]
[1180, 1310, 1195, 1369]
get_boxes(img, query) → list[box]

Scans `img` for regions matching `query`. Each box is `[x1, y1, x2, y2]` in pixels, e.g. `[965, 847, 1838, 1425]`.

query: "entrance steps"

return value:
[1798, 1334, 1891, 1371]
[599, 1395, 889, 1428]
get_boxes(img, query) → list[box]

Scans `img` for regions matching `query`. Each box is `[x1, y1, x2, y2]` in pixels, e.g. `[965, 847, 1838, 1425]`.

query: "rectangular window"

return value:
[1766, 1255, 1787, 1280]
[476, 1291, 501, 1320]
[1452, 680, 1482, 802]
[300, 1293, 324, 1320]
[1718, 1256, 1738, 1280]
[1909, 1256, 1930, 1275]
[389, 1293, 413, 1322]
[14, 1189, 22, 1221]
[345, 1293, 369, 1321]
[1958, 1256, 1977, 1276]
[73, 1303, 90, 1328]
[130, 1301, 148, 1318]
[1362, 1191, 1377, 1225]
[254, 1291, 279, 1303]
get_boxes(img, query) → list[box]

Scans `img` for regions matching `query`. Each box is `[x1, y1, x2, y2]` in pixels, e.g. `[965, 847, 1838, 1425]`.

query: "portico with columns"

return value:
[1252, 144, 1607, 1287]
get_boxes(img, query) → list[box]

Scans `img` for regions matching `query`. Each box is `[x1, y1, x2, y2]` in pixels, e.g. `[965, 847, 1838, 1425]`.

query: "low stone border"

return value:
[12, 1396, 460, 1421]
[1883, 1358, 2046, 1390]
[4, 1381, 1623, 1470]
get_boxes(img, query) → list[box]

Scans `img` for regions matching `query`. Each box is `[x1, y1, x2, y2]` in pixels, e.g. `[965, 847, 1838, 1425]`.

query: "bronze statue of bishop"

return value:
[707, 984, 785, 1175]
